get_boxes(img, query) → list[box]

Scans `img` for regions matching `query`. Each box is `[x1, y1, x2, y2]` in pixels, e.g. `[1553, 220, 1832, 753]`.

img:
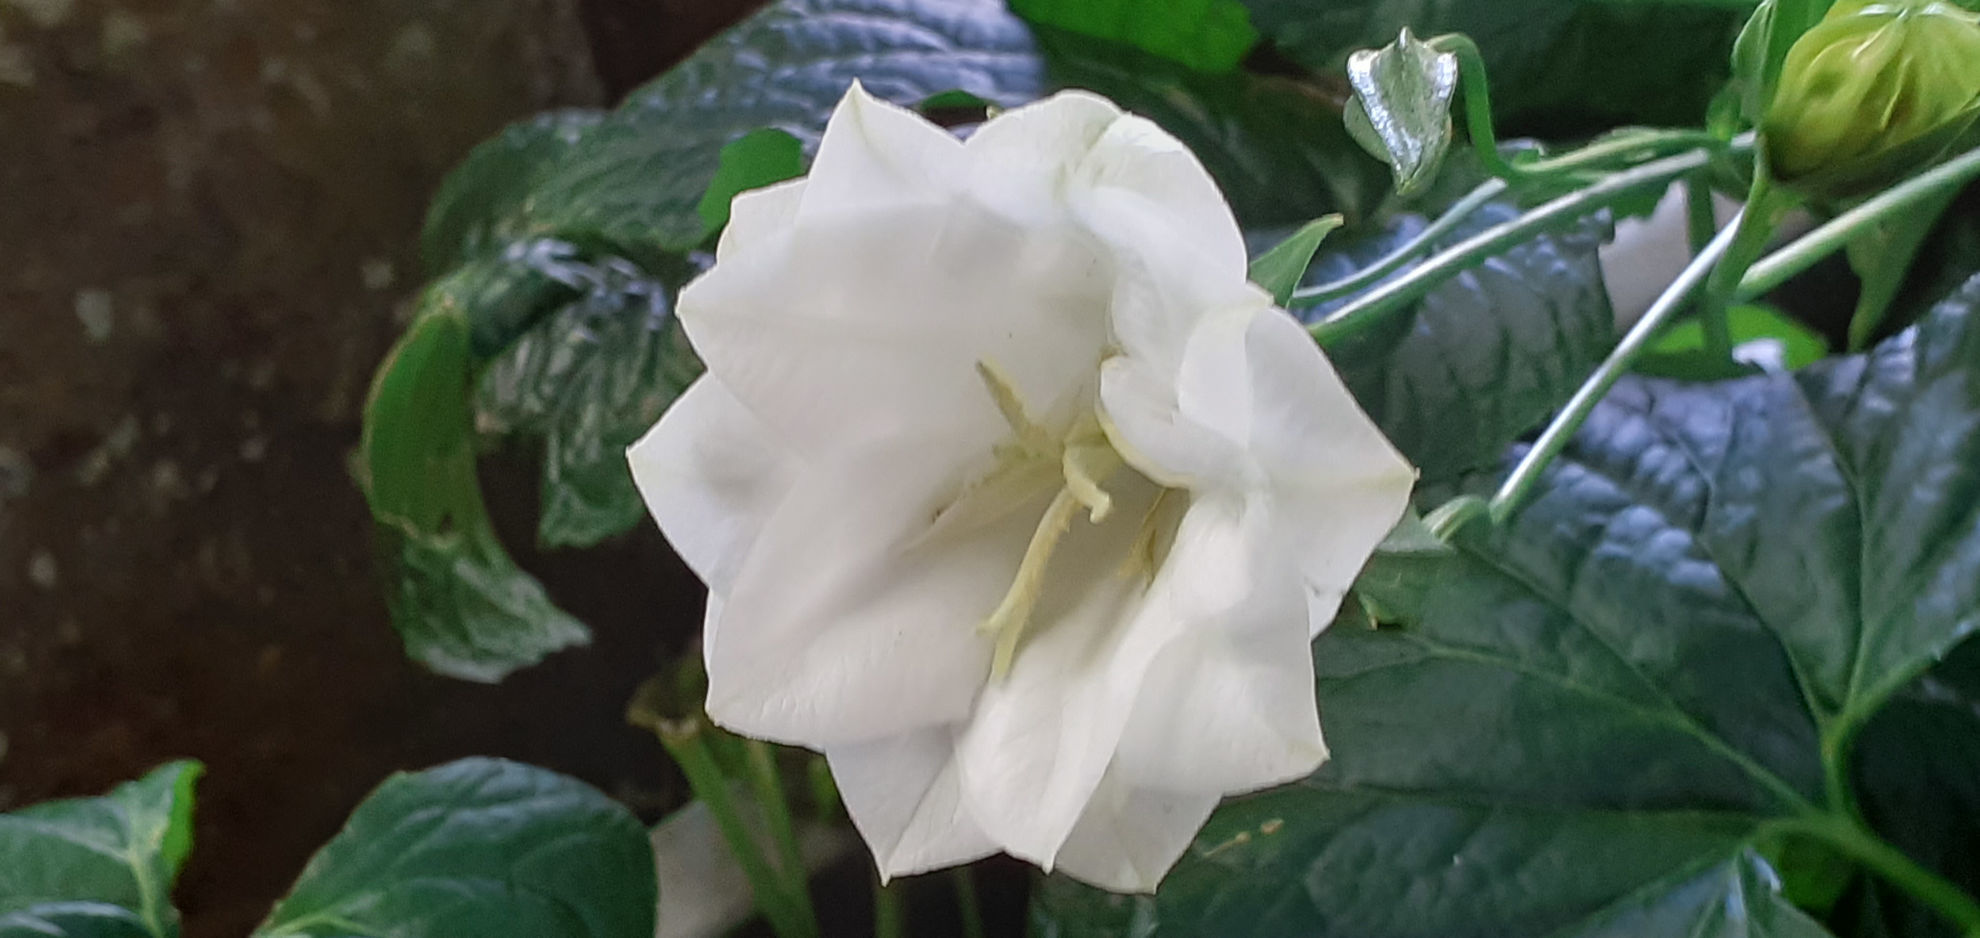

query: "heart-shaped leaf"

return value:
[1037, 274, 1980, 937]
[254, 759, 655, 938]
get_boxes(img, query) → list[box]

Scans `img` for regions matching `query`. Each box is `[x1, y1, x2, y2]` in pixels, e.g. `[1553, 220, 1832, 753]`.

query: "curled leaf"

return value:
[1345, 29, 1459, 198]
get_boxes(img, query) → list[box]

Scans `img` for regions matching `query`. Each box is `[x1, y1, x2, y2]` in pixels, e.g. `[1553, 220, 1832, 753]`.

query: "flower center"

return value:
[967, 361, 1173, 680]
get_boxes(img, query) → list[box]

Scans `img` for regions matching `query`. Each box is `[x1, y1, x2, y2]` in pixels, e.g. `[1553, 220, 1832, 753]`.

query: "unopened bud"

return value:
[1763, 0, 1980, 197]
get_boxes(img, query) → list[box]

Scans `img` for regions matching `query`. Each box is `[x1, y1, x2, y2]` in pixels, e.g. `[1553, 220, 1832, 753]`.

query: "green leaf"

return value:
[1248, 216, 1343, 305]
[358, 308, 478, 537]
[1636, 303, 1830, 380]
[1845, 638, 1980, 937]
[1295, 199, 1617, 485]
[0, 762, 202, 938]
[522, 0, 1048, 255]
[1008, 0, 1259, 73]
[375, 524, 591, 683]
[1239, 0, 1746, 134]
[255, 758, 655, 938]
[477, 254, 701, 548]
[1039, 274, 1980, 938]
[420, 110, 604, 275]
[360, 256, 596, 681]
[695, 128, 806, 241]
[1846, 187, 1960, 352]
[1344, 29, 1458, 198]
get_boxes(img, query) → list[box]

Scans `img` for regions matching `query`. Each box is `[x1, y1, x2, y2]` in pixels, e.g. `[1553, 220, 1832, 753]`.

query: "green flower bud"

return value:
[1764, 0, 1980, 197]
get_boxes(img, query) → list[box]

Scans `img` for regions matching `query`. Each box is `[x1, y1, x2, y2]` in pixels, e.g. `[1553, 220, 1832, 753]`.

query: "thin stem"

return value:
[1290, 178, 1507, 306]
[1308, 144, 1737, 345]
[1686, 176, 1718, 255]
[745, 739, 819, 926]
[1740, 143, 1980, 300]
[1424, 33, 1725, 186]
[1431, 34, 1519, 182]
[952, 868, 987, 938]
[657, 725, 818, 938]
[874, 879, 908, 938]
[1489, 211, 1746, 522]
[1698, 175, 1785, 362]
[1770, 814, 1980, 936]
[1522, 128, 1729, 177]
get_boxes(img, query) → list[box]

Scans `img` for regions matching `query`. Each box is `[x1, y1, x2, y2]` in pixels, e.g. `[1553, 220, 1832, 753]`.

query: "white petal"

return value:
[1097, 356, 1245, 491]
[1051, 770, 1218, 894]
[678, 201, 1110, 458]
[827, 729, 997, 881]
[1198, 307, 1413, 496]
[1067, 116, 1262, 371]
[797, 82, 965, 221]
[627, 376, 796, 594]
[954, 480, 1253, 865]
[704, 448, 1038, 747]
[717, 177, 805, 261]
[1112, 554, 1326, 794]
[1202, 309, 1415, 596]
[963, 90, 1123, 228]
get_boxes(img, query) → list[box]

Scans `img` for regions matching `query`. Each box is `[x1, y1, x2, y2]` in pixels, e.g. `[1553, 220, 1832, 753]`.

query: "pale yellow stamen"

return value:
[1061, 440, 1120, 522]
[980, 485, 1085, 680]
[975, 360, 1055, 457]
[970, 360, 1139, 681]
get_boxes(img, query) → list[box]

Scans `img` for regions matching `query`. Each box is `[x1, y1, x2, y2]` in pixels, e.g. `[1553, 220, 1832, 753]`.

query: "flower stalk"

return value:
[1489, 211, 1747, 522]
[1740, 143, 1980, 300]
[1307, 142, 1745, 347]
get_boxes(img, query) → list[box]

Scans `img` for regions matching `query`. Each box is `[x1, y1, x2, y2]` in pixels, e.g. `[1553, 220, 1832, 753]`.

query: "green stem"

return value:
[874, 879, 908, 938]
[1698, 175, 1786, 362]
[657, 725, 818, 938]
[1740, 143, 1980, 300]
[1308, 144, 1736, 345]
[1290, 178, 1507, 306]
[1770, 814, 1980, 937]
[1820, 722, 1866, 822]
[1521, 128, 1731, 178]
[1489, 211, 1746, 522]
[1686, 176, 1719, 255]
[952, 868, 987, 938]
[1431, 34, 1521, 183]
[1425, 33, 1725, 186]
[745, 739, 819, 927]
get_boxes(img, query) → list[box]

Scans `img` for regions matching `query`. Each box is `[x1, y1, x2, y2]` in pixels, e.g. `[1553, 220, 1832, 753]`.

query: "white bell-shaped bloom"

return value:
[629, 83, 1415, 892]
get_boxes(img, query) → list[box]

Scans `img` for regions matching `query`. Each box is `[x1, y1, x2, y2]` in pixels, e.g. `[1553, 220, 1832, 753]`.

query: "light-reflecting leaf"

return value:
[420, 110, 604, 275]
[255, 759, 655, 938]
[1344, 29, 1458, 198]
[0, 762, 202, 938]
[477, 251, 700, 549]
[1295, 199, 1617, 485]
[360, 254, 597, 681]
[1238, 0, 1745, 133]
[522, 0, 1048, 255]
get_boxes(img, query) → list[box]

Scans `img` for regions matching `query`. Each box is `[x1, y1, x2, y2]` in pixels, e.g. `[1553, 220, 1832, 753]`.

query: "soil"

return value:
[0, 0, 759, 933]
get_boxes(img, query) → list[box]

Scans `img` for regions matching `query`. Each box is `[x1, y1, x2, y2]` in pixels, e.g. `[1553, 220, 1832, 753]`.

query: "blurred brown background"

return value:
[0, 0, 758, 932]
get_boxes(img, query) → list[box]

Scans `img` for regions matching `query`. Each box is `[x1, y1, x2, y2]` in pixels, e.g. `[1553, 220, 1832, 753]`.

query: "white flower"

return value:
[629, 83, 1415, 892]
